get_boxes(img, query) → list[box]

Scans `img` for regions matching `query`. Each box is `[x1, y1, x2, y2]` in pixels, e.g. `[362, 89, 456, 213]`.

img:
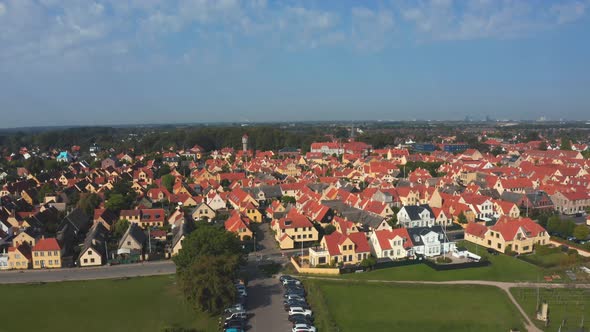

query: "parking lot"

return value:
[247, 275, 292, 331]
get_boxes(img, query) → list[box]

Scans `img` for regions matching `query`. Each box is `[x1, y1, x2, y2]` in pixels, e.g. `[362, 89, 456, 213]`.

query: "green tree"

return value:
[37, 183, 54, 203]
[360, 256, 377, 269]
[174, 224, 244, 314]
[157, 164, 171, 178]
[178, 255, 240, 314]
[387, 214, 398, 228]
[560, 138, 572, 151]
[573, 225, 589, 241]
[546, 215, 562, 234]
[457, 212, 468, 224]
[113, 219, 130, 238]
[105, 194, 128, 212]
[324, 224, 336, 235]
[281, 196, 296, 204]
[77, 193, 101, 215]
[161, 174, 175, 193]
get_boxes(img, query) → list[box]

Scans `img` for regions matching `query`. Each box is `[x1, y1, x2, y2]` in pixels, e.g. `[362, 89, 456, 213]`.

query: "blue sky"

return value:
[0, 0, 589, 128]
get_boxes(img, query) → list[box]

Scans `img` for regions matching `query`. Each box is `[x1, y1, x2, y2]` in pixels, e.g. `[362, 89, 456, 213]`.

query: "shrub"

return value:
[435, 257, 452, 264]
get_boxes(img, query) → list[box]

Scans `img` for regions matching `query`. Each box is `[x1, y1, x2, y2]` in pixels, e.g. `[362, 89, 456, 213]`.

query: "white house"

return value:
[397, 205, 435, 228]
[369, 228, 413, 260]
[407, 226, 455, 258]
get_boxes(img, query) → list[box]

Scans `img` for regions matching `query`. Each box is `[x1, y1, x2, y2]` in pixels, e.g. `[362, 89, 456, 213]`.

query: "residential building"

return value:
[309, 231, 370, 266]
[464, 216, 549, 254]
[32, 238, 62, 269]
[369, 228, 413, 260]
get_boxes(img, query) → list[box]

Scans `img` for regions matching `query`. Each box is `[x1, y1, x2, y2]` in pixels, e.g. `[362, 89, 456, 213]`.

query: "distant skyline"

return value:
[1, 0, 589, 128]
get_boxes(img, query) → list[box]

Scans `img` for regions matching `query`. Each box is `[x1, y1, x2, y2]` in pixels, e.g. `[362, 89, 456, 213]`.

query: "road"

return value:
[246, 222, 292, 332]
[0, 260, 175, 284]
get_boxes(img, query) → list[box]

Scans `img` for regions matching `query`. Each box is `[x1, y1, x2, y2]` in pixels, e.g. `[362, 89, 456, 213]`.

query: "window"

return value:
[127, 241, 131, 246]
[34, 252, 38, 257]
[90, 258, 95, 263]
[40, 252, 45, 257]
[83, 259, 88, 263]
[48, 251, 52, 256]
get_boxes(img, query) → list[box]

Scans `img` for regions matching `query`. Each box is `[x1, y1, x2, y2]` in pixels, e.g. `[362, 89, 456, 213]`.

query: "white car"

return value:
[282, 279, 301, 286]
[292, 324, 316, 332]
[288, 307, 313, 317]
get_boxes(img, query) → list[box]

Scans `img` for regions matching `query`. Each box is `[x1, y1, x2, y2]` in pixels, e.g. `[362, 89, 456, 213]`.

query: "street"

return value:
[246, 222, 293, 332]
[0, 260, 175, 284]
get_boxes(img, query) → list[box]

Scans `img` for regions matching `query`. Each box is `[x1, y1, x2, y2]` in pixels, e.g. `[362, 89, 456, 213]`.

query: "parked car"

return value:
[284, 300, 309, 310]
[283, 279, 302, 286]
[292, 323, 317, 332]
[289, 313, 314, 324]
[224, 312, 248, 321]
[280, 275, 297, 282]
[290, 314, 314, 326]
[224, 328, 245, 332]
[486, 248, 499, 255]
[284, 294, 305, 301]
[288, 307, 313, 317]
[224, 304, 245, 314]
[223, 318, 246, 330]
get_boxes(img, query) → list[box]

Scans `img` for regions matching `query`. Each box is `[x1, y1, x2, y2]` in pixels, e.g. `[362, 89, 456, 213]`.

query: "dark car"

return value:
[223, 318, 246, 330]
[289, 313, 314, 323]
[280, 275, 297, 283]
[486, 248, 499, 255]
[290, 315, 314, 326]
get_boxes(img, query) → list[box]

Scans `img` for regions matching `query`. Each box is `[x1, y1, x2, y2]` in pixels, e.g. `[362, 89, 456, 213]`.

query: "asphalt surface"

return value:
[0, 260, 175, 284]
[246, 222, 294, 332]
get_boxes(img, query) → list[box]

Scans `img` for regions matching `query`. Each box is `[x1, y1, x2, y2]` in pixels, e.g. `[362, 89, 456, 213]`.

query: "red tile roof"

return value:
[32, 238, 60, 252]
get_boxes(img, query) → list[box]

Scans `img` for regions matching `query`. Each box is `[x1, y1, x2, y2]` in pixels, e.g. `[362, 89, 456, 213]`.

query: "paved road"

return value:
[0, 261, 175, 284]
[247, 222, 293, 332]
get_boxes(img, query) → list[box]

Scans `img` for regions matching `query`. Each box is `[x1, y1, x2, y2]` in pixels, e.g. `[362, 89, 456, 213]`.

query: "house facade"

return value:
[32, 238, 62, 269]
[464, 217, 549, 254]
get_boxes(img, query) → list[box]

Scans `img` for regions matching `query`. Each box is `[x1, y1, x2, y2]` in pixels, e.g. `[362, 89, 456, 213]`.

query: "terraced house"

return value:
[271, 210, 318, 249]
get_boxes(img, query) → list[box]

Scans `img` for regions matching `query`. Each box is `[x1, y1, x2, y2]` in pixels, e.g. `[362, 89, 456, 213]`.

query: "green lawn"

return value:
[306, 280, 525, 332]
[0, 275, 218, 332]
[511, 287, 590, 332]
[342, 242, 541, 282]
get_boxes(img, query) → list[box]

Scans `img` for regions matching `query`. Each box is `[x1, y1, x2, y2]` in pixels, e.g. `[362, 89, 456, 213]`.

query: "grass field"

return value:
[342, 242, 542, 282]
[305, 280, 525, 332]
[0, 275, 218, 332]
[511, 287, 590, 332]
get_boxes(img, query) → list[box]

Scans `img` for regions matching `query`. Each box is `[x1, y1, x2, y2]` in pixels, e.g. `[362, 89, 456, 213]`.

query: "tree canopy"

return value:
[173, 224, 244, 315]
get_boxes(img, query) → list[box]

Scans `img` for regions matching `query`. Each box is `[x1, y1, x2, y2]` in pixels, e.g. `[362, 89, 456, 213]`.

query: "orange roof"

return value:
[32, 238, 60, 252]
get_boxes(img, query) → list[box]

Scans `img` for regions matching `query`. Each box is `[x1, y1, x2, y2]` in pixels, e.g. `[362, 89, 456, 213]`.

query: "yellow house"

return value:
[32, 238, 61, 269]
[8, 244, 32, 270]
[12, 231, 36, 248]
[78, 223, 109, 267]
[242, 203, 263, 223]
[271, 210, 319, 250]
[309, 231, 371, 266]
[225, 213, 254, 241]
[465, 217, 549, 254]
[191, 202, 216, 221]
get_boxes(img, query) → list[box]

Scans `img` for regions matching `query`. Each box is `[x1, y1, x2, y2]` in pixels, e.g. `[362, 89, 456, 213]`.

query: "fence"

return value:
[423, 259, 491, 271]
[290, 256, 340, 275]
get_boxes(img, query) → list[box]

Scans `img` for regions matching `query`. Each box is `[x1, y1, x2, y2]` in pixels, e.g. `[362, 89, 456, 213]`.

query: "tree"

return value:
[161, 174, 175, 193]
[105, 194, 128, 212]
[538, 141, 548, 151]
[37, 183, 54, 203]
[174, 224, 244, 314]
[324, 224, 336, 235]
[113, 219, 130, 238]
[490, 146, 504, 156]
[177, 255, 239, 314]
[573, 225, 589, 241]
[220, 179, 231, 188]
[360, 256, 377, 270]
[157, 164, 171, 178]
[387, 215, 398, 228]
[560, 138, 572, 151]
[77, 193, 101, 215]
[457, 212, 468, 224]
[281, 196, 296, 204]
[546, 215, 562, 234]
[173, 223, 244, 272]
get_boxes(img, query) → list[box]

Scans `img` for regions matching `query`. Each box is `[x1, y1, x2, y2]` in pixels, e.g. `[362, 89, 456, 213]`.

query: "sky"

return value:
[0, 0, 589, 128]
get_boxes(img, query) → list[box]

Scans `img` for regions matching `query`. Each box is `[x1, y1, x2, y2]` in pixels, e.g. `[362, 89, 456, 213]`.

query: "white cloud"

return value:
[552, 1, 587, 24]
[0, 2, 6, 16]
[399, 0, 587, 41]
[351, 7, 394, 51]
